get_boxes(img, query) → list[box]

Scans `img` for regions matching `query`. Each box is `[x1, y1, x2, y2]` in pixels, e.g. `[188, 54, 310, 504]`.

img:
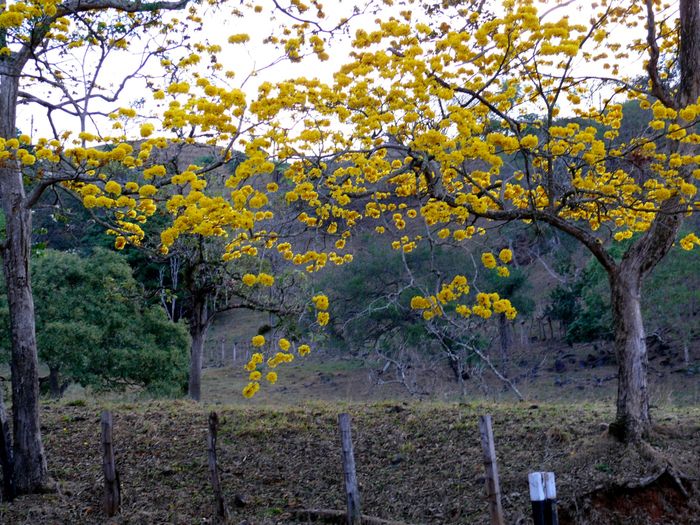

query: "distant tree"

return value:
[322, 233, 523, 397]
[0, 250, 189, 397]
[484, 267, 535, 370]
[547, 263, 614, 345]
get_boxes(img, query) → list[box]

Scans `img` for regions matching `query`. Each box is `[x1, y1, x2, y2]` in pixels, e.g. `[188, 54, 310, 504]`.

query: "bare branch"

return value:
[645, 0, 677, 108]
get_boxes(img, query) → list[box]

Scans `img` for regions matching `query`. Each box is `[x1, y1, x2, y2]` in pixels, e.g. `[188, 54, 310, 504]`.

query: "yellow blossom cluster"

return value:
[241, 335, 314, 398]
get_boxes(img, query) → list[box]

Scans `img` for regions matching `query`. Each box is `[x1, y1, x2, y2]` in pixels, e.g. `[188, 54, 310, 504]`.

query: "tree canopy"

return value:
[0, 249, 190, 395]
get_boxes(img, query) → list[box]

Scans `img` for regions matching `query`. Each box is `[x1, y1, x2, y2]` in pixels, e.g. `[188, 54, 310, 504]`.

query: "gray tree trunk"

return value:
[48, 365, 62, 399]
[188, 296, 208, 401]
[498, 314, 511, 374]
[0, 65, 48, 494]
[606, 0, 699, 443]
[608, 271, 650, 442]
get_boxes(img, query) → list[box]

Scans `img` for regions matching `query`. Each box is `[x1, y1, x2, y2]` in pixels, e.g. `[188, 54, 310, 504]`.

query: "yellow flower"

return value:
[279, 338, 291, 351]
[20, 154, 36, 166]
[104, 181, 122, 195]
[520, 135, 539, 149]
[410, 296, 431, 310]
[140, 123, 155, 138]
[679, 233, 699, 251]
[266, 372, 277, 384]
[242, 381, 259, 398]
[228, 33, 250, 44]
[498, 248, 513, 263]
[258, 273, 275, 286]
[312, 294, 329, 310]
[298, 344, 311, 356]
[242, 273, 257, 286]
[251, 335, 265, 347]
[249, 371, 262, 381]
[143, 165, 166, 179]
[317, 311, 330, 326]
[114, 236, 127, 250]
[481, 252, 497, 269]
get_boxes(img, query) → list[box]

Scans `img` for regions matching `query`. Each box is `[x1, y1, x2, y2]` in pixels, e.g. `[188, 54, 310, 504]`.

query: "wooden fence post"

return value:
[208, 412, 228, 522]
[101, 410, 120, 517]
[338, 413, 362, 525]
[478, 415, 505, 525]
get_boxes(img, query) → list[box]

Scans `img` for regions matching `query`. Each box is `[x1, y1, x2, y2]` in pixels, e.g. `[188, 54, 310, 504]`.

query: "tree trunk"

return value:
[498, 314, 511, 374]
[608, 271, 650, 442]
[0, 385, 14, 500]
[48, 365, 61, 399]
[188, 295, 208, 401]
[0, 67, 49, 494]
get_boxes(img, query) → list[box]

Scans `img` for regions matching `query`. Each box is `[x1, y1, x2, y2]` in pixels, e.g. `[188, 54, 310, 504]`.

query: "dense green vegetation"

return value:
[0, 249, 189, 397]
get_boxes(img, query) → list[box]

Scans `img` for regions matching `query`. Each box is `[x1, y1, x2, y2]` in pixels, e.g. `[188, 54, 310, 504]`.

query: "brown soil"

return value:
[0, 400, 697, 524]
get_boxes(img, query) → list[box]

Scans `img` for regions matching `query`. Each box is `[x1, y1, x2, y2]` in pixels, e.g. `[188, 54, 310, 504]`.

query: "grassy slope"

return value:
[0, 393, 698, 524]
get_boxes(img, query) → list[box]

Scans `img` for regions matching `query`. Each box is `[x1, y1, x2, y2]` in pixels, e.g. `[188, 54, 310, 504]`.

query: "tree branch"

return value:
[57, 0, 189, 16]
[645, 0, 677, 109]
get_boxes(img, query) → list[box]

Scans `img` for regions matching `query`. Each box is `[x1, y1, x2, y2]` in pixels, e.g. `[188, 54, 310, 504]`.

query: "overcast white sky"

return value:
[17, 0, 673, 140]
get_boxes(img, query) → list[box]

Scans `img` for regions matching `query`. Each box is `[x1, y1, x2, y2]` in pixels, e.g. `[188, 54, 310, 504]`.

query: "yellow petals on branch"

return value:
[679, 233, 700, 251]
[104, 181, 122, 195]
[498, 249, 513, 264]
[312, 294, 329, 310]
[258, 273, 275, 286]
[228, 33, 250, 44]
[520, 135, 539, 149]
[251, 335, 265, 347]
[317, 311, 330, 326]
[242, 273, 257, 286]
[481, 252, 497, 269]
[114, 236, 127, 250]
[242, 382, 259, 398]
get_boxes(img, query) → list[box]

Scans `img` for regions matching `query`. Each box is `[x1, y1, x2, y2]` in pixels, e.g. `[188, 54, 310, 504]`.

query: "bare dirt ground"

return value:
[0, 397, 698, 525]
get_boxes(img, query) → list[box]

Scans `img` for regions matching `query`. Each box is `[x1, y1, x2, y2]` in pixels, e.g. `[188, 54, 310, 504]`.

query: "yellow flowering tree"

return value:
[156, 229, 314, 401]
[251, 0, 700, 443]
[0, 0, 213, 495]
[0, 0, 349, 496]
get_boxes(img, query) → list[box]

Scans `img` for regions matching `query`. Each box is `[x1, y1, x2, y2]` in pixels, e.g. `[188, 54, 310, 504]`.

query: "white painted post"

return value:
[543, 472, 558, 525]
[530, 471, 558, 525]
[529, 472, 546, 525]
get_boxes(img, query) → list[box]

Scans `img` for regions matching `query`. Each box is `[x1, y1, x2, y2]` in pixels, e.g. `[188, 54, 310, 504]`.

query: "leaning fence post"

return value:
[101, 410, 120, 517]
[478, 415, 505, 525]
[338, 413, 362, 525]
[208, 412, 228, 522]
